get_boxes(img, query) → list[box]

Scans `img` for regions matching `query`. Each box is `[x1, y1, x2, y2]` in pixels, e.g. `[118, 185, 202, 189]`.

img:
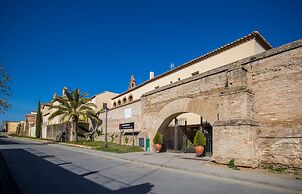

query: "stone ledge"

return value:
[213, 119, 258, 126]
[219, 87, 253, 96]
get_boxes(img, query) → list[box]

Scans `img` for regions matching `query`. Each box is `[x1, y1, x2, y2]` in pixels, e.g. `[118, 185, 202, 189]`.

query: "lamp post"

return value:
[103, 103, 109, 148]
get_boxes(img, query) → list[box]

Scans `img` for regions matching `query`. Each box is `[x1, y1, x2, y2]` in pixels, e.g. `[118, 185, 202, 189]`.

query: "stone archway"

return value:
[142, 96, 219, 153]
[157, 111, 213, 154]
[141, 73, 259, 167]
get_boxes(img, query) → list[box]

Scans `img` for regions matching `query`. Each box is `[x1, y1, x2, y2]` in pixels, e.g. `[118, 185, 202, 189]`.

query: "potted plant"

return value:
[153, 132, 163, 152]
[193, 131, 206, 156]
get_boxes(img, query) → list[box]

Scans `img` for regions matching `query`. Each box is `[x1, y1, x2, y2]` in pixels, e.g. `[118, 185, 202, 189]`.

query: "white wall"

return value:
[112, 39, 266, 106]
[29, 127, 36, 137]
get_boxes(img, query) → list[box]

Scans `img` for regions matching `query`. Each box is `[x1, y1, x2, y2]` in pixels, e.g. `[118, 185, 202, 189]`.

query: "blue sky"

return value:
[0, 0, 301, 122]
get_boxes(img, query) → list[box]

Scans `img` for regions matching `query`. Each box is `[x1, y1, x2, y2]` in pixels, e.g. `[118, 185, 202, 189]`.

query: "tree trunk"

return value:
[70, 121, 77, 142]
[74, 121, 78, 142]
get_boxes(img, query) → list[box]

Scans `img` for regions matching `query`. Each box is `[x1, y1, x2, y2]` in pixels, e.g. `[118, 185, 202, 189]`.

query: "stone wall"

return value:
[246, 42, 302, 169]
[99, 100, 147, 145]
[140, 39, 302, 169]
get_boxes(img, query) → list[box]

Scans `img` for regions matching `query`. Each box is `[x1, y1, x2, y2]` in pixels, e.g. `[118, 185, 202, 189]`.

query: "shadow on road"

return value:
[0, 149, 154, 194]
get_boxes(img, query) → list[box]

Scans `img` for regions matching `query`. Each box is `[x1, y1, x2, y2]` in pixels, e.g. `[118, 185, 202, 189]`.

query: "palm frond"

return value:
[83, 102, 97, 108]
[51, 95, 71, 109]
[78, 104, 96, 112]
[48, 105, 70, 112]
[80, 99, 90, 106]
[48, 110, 68, 121]
[73, 89, 80, 108]
[64, 88, 76, 108]
[60, 113, 74, 123]
[86, 110, 102, 124]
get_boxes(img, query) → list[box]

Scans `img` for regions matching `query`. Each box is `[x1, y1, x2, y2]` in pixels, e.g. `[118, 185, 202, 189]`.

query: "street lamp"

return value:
[103, 103, 109, 148]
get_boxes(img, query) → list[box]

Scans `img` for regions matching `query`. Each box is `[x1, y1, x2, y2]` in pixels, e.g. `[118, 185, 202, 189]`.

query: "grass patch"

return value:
[263, 164, 288, 174]
[9, 134, 55, 142]
[69, 140, 144, 154]
[262, 164, 302, 179]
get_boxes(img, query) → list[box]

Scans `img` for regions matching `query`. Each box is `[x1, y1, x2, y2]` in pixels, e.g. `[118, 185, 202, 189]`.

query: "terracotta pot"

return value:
[195, 145, 205, 155]
[155, 144, 162, 152]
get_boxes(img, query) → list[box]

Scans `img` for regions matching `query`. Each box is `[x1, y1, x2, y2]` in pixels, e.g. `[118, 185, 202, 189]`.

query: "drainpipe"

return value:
[200, 116, 203, 133]
[174, 118, 178, 151]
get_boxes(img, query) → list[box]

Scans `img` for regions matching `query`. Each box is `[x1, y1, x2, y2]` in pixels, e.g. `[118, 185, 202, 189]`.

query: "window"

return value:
[118, 100, 121, 106]
[139, 138, 144, 147]
[170, 81, 173, 84]
[122, 97, 127, 104]
[113, 102, 117, 108]
[128, 95, 133, 102]
[178, 78, 181, 81]
[191, 71, 199, 76]
[154, 86, 159, 89]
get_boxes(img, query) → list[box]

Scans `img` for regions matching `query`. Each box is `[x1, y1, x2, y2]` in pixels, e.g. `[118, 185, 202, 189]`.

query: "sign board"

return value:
[124, 108, 132, 118]
[119, 122, 134, 129]
[146, 138, 150, 152]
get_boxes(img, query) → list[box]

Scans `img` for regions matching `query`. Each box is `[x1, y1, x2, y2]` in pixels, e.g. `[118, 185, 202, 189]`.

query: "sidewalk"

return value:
[10, 137, 302, 192]
[51, 142, 302, 192]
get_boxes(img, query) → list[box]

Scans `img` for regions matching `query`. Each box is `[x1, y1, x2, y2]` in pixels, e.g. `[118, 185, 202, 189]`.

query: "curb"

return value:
[9, 136, 54, 144]
[53, 143, 302, 193]
[112, 156, 301, 191]
[9, 137, 301, 193]
[58, 142, 94, 149]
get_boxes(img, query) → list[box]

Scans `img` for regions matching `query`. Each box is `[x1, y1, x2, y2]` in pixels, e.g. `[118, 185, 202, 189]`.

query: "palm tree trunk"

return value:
[74, 121, 78, 142]
[70, 121, 77, 142]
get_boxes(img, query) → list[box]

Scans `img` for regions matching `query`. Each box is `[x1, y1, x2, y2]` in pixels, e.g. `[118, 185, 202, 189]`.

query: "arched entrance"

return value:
[158, 112, 213, 156]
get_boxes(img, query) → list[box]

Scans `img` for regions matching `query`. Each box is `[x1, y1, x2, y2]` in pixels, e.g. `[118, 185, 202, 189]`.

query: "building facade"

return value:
[97, 31, 302, 169]
[101, 31, 272, 149]
[3, 121, 20, 135]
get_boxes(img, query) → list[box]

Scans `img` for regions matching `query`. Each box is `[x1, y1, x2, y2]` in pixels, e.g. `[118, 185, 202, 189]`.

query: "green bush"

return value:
[193, 131, 206, 146]
[153, 132, 163, 144]
[110, 132, 115, 143]
[228, 159, 240, 170]
[124, 136, 129, 144]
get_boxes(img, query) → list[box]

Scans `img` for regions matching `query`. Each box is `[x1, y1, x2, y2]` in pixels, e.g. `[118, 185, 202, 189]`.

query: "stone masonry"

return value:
[139, 39, 302, 169]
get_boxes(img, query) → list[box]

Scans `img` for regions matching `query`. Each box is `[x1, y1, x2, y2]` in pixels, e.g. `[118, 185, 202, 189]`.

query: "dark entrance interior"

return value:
[161, 113, 213, 156]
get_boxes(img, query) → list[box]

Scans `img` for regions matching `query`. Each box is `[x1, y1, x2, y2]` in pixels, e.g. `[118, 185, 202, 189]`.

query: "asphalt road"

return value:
[0, 137, 299, 194]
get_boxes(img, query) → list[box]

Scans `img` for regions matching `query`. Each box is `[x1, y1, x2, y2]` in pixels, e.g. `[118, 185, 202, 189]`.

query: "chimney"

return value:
[62, 86, 67, 96]
[149, 71, 154, 80]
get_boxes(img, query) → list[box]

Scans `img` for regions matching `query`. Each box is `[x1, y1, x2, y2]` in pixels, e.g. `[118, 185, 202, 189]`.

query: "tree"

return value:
[0, 65, 11, 114]
[35, 101, 42, 138]
[48, 87, 100, 142]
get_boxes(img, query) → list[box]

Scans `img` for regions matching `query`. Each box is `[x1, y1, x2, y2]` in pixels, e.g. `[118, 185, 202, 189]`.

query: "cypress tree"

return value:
[35, 100, 42, 138]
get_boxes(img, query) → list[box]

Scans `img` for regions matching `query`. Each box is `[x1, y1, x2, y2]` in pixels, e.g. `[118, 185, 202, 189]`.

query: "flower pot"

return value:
[195, 145, 204, 155]
[155, 144, 162, 152]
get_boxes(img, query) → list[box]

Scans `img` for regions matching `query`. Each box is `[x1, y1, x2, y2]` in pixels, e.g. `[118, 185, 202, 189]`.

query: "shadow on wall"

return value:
[0, 148, 154, 194]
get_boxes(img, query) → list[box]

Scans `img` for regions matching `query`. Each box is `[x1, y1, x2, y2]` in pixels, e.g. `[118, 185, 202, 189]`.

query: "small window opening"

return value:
[129, 95, 133, 102]
[191, 71, 199, 76]
[122, 97, 127, 104]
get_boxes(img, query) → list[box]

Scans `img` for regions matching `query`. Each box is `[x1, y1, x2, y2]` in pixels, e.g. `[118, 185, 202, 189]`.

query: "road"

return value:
[0, 137, 299, 194]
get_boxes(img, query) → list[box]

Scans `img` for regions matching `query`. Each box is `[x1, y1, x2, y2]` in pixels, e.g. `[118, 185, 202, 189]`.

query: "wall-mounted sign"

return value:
[119, 122, 134, 129]
[124, 108, 132, 118]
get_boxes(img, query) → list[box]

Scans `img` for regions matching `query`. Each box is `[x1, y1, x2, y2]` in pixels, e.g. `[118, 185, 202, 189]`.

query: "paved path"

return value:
[0, 137, 301, 194]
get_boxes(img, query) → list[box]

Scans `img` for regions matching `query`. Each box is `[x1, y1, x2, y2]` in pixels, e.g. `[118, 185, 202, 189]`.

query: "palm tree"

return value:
[48, 87, 100, 142]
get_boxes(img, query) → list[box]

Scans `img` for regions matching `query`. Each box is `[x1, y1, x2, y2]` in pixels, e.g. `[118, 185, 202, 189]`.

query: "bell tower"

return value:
[129, 74, 136, 90]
